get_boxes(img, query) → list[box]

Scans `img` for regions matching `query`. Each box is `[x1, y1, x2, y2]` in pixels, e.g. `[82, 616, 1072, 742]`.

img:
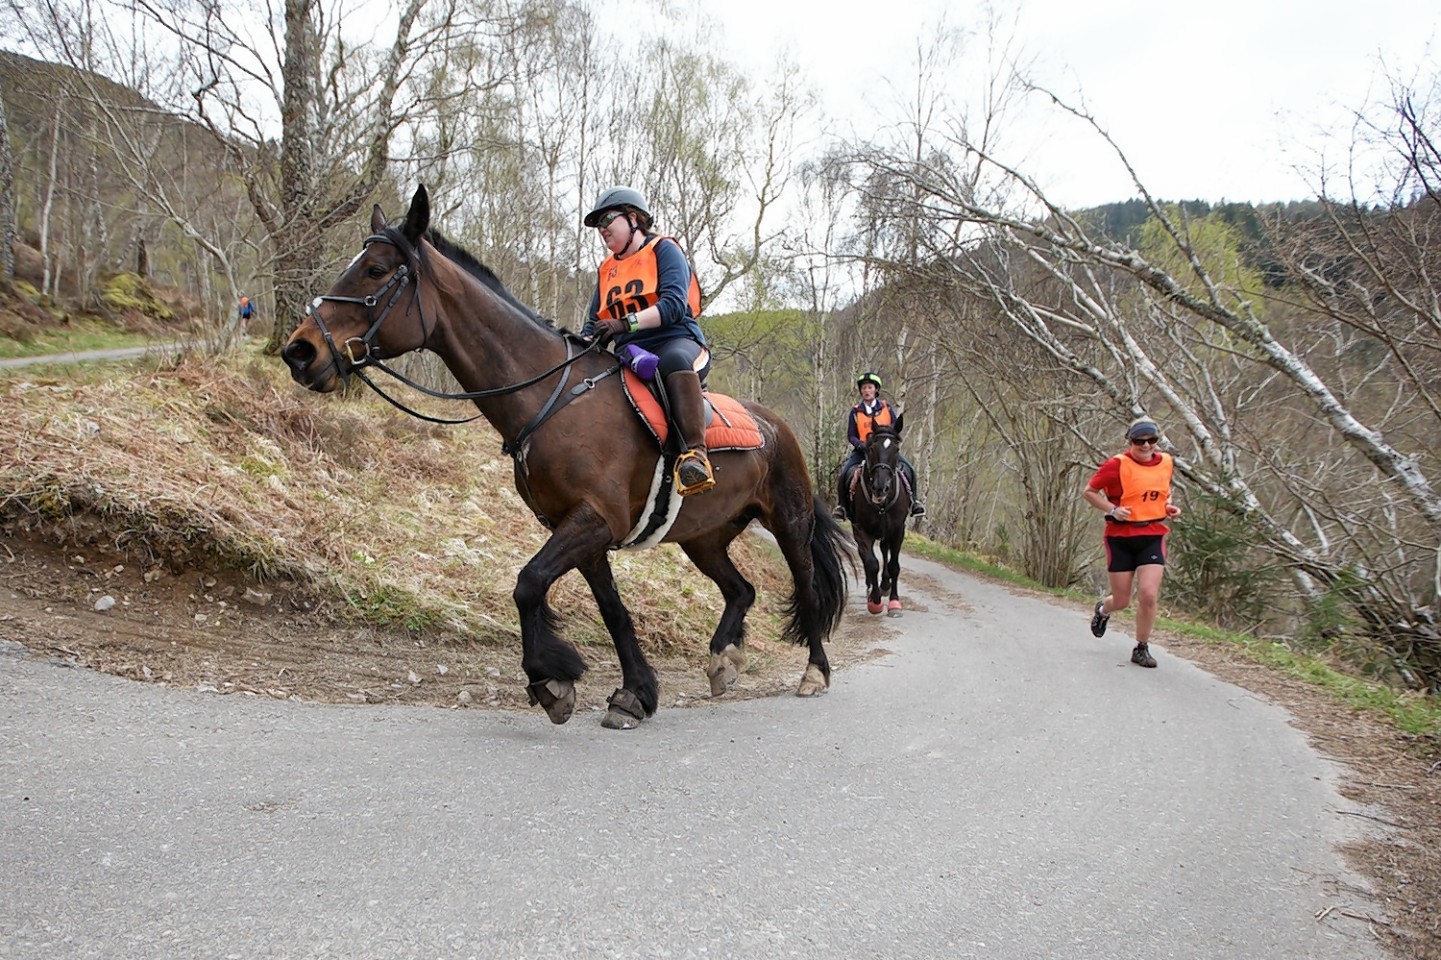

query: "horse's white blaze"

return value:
[345, 249, 366, 270]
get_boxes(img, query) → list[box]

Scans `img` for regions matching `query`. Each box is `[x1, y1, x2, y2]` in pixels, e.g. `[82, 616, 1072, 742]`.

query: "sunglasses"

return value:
[1130, 436, 1159, 446]
[595, 210, 626, 229]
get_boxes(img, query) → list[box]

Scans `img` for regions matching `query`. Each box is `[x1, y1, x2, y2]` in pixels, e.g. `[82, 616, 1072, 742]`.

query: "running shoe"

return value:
[1131, 642, 1157, 668]
[1090, 600, 1110, 638]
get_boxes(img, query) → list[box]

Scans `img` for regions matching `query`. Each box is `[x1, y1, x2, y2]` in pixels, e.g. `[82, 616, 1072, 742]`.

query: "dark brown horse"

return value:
[849, 419, 912, 617]
[281, 186, 849, 729]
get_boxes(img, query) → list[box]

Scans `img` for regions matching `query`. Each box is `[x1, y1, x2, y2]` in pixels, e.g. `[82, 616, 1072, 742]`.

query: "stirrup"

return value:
[675, 450, 715, 495]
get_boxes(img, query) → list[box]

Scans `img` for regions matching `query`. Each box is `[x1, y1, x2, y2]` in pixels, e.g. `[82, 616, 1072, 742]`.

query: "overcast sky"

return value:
[688, 0, 1439, 208]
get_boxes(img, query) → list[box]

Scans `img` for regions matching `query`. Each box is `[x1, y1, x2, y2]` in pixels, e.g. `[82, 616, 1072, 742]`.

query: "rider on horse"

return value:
[833, 371, 926, 521]
[581, 186, 714, 496]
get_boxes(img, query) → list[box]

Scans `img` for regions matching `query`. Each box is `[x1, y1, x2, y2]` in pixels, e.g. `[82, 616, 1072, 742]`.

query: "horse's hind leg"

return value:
[513, 509, 614, 725]
[576, 552, 657, 728]
[768, 498, 849, 697]
[679, 528, 755, 696]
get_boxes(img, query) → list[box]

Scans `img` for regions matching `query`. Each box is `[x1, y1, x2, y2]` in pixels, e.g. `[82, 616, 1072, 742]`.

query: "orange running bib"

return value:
[1116, 452, 1172, 522]
[598, 236, 702, 321]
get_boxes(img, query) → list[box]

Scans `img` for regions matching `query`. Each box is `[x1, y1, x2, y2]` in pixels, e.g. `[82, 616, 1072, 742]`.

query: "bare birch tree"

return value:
[832, 71, 1441, 687]
[0, 74, 15, 283]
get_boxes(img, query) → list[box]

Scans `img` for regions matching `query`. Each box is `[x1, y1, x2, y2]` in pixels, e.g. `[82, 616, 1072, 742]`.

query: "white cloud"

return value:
[693, 0, 1439, 206]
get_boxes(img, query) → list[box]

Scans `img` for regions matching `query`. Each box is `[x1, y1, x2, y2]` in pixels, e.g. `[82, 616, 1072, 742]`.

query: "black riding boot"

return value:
[665, 371, 715, 495]
[904, 464, 926, 517]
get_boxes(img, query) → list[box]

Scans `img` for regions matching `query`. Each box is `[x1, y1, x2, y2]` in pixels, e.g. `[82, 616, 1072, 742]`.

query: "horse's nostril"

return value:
[282, 339, 316, 371]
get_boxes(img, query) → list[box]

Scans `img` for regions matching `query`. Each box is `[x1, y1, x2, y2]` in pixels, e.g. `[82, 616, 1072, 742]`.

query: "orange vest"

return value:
[853, 401, 894, 444]
[597, 236, 702, 321]
[1115, 452, 1172, 522]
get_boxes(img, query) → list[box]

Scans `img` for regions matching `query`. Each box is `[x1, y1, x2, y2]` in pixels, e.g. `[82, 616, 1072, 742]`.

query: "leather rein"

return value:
[305, 228, 618, 452]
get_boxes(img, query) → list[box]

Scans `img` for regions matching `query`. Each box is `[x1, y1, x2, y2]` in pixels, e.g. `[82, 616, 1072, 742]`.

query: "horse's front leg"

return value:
[513, 508, 614, 725]
[855, 529, 883, 615]
[883, 534, 904, 616]
[576, 552, 657, 729]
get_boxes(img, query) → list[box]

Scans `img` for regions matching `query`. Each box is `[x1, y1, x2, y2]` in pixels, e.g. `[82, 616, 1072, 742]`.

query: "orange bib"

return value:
[597, 236, 702, 321]
[853, 401, 894, 444]
[1116, 452, 1172, 522]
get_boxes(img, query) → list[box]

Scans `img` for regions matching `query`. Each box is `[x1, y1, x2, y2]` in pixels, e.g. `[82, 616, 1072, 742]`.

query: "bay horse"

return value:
[848, 418, 912, 617]
[280, 185, 849, 729]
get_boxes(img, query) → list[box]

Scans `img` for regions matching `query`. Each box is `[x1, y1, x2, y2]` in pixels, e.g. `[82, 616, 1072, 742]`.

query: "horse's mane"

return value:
[420, 227, 556, 332]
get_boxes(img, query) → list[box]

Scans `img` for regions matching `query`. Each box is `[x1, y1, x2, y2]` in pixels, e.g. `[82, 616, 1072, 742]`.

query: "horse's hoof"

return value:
[527, 678, 575, 725]
[867, 600, 884, 615]
[795, 662, 829, 697]
[601, 687, 646, 730]
[707, 644, 745, 696]
[887, 599, 902, 617]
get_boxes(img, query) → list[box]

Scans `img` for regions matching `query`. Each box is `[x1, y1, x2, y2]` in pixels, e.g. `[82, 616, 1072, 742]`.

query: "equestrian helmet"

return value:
[584, 186, 652, 228]
[856, 371, 883, 391]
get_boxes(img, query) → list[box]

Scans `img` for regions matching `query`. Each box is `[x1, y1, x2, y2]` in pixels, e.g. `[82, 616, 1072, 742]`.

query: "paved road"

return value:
[0, 553, 1383, 959]
[0, 343, 200, 369]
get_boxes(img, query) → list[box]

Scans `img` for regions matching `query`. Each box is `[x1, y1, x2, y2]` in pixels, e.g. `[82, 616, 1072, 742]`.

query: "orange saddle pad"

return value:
[621, 369, 765, 451]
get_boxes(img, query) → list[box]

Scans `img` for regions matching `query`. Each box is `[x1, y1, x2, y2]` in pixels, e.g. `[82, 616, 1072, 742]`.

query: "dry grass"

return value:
[0, 347, 791, 652]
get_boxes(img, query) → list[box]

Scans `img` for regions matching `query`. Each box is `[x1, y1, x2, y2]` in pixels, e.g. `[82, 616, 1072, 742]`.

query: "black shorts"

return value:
[1104, 534, 1167, 573]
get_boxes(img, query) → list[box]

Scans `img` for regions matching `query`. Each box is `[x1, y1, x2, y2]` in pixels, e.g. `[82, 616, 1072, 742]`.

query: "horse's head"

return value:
[863, 422, 903, 506]
[281, 185, 434, 392]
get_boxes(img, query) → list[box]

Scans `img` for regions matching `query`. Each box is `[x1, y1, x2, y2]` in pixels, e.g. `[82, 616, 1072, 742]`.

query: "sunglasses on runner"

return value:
[595, 210, 627, 229]
[1130, 436, 1159, 446]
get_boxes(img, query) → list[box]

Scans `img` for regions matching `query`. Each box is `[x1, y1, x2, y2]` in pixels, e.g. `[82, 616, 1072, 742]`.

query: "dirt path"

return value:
[0, 342, 200, 369]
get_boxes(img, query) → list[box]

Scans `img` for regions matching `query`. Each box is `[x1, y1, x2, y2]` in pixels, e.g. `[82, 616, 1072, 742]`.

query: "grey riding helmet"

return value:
[584, 186, 652, 228]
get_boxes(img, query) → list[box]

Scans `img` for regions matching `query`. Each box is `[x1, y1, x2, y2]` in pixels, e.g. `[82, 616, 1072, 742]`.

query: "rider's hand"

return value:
[589, 316, 627, 347]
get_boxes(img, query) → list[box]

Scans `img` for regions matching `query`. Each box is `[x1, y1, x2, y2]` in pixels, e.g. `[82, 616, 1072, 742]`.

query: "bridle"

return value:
[862, 433, 902, 510]
[305, 227, 611, 429]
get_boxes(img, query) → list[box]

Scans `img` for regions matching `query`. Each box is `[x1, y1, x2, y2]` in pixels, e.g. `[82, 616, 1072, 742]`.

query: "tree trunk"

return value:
[40, 111, 60, 297]
[0, 76, 15, 284]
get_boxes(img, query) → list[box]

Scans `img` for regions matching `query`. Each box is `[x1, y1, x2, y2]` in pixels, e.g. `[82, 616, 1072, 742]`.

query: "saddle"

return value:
[620, 369, 765, 452]
[612, 369, 765, 551]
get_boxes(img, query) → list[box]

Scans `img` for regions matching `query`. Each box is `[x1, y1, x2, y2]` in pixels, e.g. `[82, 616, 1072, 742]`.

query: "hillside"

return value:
[0, 349, 875, 712]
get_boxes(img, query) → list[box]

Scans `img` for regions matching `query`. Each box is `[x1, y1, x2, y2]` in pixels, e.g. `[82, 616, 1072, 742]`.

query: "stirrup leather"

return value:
[674, 449, 716, 495]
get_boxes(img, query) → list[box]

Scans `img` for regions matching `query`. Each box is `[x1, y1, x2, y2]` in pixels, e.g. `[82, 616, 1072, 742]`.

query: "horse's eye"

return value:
[366, 266, 387, 279]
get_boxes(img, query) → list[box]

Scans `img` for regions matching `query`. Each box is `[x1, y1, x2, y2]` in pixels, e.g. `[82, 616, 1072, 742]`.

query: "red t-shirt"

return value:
[1087, 452, 1170, 537]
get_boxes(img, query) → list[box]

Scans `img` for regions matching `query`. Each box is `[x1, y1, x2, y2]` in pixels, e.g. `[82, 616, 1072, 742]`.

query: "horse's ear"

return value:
[894, 411, 905, 436]
[402, 184, 431, 245]
[370, 204, 386, 233]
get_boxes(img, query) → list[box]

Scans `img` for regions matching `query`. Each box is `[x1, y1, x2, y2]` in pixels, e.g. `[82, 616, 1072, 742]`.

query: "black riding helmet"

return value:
[583, 186, 653, 229]
[856, 371, 883, 391]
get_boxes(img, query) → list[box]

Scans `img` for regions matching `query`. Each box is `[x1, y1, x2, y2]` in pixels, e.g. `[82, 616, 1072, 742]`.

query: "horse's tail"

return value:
[782, 495, 852, 645]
